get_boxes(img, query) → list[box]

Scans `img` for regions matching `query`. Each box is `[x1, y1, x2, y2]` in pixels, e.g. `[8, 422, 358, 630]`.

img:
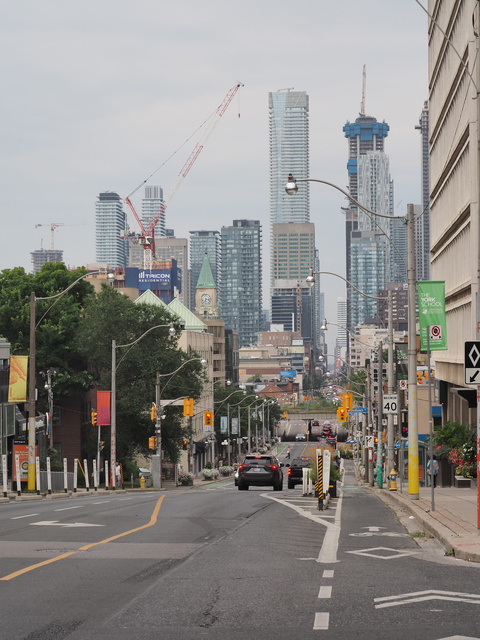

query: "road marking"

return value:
[31, 521, 104, 528]
[350, 531, 408, 537]
[322, 570, 334, 578]
[346, 547, 421, 560]
[374, 589, 480, 609]
[362, 526, 387, 532]
[313, 612, 329, 630]
[54, 506, 83, 512]
[0, 495, 165, 581]
[11, 514, 39, 520]
[318, 586, 332, 598]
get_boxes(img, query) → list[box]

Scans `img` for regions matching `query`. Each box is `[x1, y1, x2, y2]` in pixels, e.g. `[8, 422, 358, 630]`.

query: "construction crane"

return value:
[35, 222, 86, 250]
[125, 81, 243, 264]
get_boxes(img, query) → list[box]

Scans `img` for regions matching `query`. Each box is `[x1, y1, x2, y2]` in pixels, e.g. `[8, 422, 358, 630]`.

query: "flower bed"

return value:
[178, 472, 195, 486]
[201, 468, 219, 481]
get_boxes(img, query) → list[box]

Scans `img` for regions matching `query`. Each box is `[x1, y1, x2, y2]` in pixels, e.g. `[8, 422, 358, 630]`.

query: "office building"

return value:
[155, 236, 189, 304]
[31, 249, 64, 274]
[142, 185, 165, 238]
[220, 220, 262, 347]
[95, 192, 127, 268]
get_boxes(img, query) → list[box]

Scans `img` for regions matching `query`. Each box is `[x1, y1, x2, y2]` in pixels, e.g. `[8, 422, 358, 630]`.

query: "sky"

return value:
[1, 1, 428, 345]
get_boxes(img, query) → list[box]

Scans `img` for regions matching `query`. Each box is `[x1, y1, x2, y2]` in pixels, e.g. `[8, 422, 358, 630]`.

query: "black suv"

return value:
[237, 454, 284, 491]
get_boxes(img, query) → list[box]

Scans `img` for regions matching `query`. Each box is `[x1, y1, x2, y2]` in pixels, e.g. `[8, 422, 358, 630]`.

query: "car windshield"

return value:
[291, 458, 311, 467]
[243, 457, 273, 466]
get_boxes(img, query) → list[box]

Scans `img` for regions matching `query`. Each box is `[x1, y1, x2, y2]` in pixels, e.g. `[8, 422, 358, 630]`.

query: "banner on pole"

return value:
[8, 355, 28, 402]
[418, 281, 447, 351]
[96, 390, 111, 426]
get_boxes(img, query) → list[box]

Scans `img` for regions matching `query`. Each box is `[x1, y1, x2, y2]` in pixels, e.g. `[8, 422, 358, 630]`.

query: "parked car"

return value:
[287, 456, 312, 489]
[295, 433, 307, 441]
[237, 454, 284, 491]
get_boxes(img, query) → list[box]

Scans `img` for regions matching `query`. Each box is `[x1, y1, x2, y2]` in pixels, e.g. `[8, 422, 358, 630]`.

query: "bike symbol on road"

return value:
[350, 526, 408, 538]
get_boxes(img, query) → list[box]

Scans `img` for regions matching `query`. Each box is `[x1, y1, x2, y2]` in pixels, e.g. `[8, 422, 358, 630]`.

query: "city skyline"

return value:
[1, 1, 427, 330]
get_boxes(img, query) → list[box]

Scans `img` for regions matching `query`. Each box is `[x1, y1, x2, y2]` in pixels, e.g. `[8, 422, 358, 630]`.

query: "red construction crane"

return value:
[125, 82, 243, 259]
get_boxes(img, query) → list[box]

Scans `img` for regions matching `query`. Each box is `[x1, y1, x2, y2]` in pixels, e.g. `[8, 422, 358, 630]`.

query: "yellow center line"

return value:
[0, 495, 165, 581]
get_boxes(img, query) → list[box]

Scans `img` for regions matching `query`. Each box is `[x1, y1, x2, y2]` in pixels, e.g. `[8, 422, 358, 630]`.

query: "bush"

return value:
[201, 468, 219, 480]
[219, 466, 233, 477]
[178, 472, 195, 485]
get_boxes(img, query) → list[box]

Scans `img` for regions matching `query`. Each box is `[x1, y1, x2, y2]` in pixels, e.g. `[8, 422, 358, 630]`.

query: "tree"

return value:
[75, 285, 206, 463]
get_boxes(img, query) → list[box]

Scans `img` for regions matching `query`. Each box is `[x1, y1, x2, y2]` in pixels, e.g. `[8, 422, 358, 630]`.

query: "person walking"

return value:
[286, 446, 291, 460]
[427, 455, 439, 488]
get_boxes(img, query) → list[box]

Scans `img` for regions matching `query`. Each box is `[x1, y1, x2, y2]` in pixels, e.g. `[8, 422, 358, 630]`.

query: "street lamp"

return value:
[153, 356, 207, 489]
[28, 270, 103, 491]
[111, 323, 176, 488]
[288, 175, 418, 498]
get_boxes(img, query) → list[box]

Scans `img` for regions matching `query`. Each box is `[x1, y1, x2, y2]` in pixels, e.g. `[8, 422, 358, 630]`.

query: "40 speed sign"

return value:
[382, 394, 398, 414]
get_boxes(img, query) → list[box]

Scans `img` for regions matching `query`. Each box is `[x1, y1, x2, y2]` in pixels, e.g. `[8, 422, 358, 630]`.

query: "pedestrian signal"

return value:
[91, 410, 97, 426]
[182, 439, 188, 450]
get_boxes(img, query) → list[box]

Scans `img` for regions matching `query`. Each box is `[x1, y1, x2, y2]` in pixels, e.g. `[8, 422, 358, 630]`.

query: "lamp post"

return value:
[111, 323, 176, 488]
[152, 356, 206, 488]
[287, 176, 418, 499]
[28, 270, 103, 491]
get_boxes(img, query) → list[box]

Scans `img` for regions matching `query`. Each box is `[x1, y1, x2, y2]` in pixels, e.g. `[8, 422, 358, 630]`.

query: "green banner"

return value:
[417, 281, 447, 351]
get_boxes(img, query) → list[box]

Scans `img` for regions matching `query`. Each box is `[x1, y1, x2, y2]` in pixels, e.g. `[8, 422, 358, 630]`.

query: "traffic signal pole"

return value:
[377, 340, 384, 488]
[153, 372, 162, 489]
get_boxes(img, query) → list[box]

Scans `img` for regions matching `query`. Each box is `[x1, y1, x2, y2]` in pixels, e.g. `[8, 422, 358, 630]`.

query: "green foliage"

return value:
[428, 421, 476, 460]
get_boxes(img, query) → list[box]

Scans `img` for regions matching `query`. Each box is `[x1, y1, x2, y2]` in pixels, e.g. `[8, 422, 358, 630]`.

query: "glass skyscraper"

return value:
[220, 220, 262, 347]
[95, 191, 127, 267]
[189, 230, 221, 311]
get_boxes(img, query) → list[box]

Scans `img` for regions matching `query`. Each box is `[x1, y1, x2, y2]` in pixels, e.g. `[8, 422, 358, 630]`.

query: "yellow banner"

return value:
[8, 355, 28, 402]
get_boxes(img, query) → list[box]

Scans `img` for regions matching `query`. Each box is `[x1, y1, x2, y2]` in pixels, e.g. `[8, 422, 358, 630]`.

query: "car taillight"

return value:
[287, 468, 292, 476]
[268, 464, 277, 471]
[238, 464, 244, 471]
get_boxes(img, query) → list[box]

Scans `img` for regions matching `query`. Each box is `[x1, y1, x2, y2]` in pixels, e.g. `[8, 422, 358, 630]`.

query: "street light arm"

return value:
[309, 270, 387, 301]
[115, 323, 176, 369]
[286, 175, 407, 268]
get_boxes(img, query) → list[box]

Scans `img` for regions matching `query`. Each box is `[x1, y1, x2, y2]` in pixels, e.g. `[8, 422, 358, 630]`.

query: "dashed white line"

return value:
[322, 570, 334, 578]
[318, 586, 332, 599]
[313, 612, 329, 630]
[11, 514, 39, 519]
[54, 506, 83, 512]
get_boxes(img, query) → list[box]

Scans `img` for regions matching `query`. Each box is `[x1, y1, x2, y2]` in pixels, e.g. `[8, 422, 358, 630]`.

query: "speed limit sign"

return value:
[382, 394, 398, 414]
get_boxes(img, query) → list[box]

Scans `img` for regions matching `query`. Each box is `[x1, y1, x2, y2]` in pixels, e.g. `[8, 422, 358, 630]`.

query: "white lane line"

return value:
[322, 570, 334, 578]
[318, 586, 332, 599]
[92, 501, 111, 504]
[54, 506, 83, 512]
[313, 612, 329, 630]
[11, 514, 39, 520]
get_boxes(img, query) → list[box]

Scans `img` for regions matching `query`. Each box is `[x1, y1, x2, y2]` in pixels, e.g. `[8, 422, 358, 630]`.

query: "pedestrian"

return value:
[427, 455, 439, 488]
[115, 462, 121, 488]
[286, 446, 291, 459]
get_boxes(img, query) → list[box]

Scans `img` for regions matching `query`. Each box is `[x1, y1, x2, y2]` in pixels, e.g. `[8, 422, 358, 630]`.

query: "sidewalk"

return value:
[375, 482, 480, 563]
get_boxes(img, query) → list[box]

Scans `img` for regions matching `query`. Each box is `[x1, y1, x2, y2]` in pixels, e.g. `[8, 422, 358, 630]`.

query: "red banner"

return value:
[97, 391, 111, 426]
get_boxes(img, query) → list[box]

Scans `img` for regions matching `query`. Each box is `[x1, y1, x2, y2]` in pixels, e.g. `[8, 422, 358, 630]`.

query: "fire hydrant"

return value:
[140, 475, 146, 490]
[388, 468, 398, 491]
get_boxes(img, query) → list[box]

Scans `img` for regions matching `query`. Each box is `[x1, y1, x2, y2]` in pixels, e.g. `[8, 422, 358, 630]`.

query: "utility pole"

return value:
[387, 289, 396, 476]
[407, 203, 419, 500]
[153, 372, 162, 489]
[376, 340, 384, 487]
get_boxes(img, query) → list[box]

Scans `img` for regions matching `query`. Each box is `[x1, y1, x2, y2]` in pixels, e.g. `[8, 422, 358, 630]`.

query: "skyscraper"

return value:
[142, 185, 166, 238]
[95, 192, 127, 267]
[269, 90, 310, 231]
[343, 98, 392, 331]
[269, 89, 315, 334]
[220, 220, 262, 347]
[155, 236, 189, 305]
[415, 101, 430, 281]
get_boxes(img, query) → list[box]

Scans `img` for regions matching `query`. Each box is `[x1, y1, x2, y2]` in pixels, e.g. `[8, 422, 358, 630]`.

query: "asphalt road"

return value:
[1, 462, 479, 640]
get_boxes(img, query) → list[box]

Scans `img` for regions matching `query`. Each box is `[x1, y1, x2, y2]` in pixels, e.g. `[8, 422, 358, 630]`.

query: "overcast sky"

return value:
[1, 1, 427, 340]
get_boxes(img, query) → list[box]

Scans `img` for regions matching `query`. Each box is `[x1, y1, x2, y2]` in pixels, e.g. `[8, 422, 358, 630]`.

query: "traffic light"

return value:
[182, 439, 188, 450]
[342, 392, 353, 411]
[99, 440, 105, 451]
[183, 398, 194, 417]
[148, 436, 158, 450]
[204, 410, 213, 427]
[150, 403, 157, 421]
[337, 407, 347, 422]
[91, 410, 97, 426]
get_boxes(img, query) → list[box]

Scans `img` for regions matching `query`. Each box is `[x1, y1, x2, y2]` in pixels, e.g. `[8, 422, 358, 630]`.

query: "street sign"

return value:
[382, 394, 398, 414]
[465, 341, 480, 385]
[348, 407, 368, 414]
[366, 435, 374, 448]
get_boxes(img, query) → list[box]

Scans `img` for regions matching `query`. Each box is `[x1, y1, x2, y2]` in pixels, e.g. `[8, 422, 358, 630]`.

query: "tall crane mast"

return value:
[125, 82, 243, 263]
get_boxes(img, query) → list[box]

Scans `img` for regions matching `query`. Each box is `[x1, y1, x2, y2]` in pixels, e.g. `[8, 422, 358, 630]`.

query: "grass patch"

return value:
[410, 531, 434, 539]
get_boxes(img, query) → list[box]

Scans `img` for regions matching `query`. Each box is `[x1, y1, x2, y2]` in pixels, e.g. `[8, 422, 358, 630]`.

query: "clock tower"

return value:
[195, 251, 219, 318]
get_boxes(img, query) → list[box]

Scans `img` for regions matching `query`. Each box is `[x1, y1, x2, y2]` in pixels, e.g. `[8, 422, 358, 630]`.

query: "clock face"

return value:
[201, 293, 211, 306]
